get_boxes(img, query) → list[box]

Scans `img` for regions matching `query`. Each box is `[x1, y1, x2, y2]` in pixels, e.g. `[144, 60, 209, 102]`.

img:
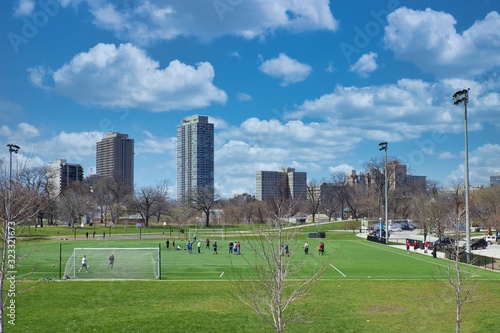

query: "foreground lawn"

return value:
[8, 280, 500, 333]
[8, 231, 500, 332]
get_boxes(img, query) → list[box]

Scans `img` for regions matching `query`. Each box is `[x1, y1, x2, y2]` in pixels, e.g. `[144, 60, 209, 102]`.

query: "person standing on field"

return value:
[304, 241, 309, 254]
[197, 241, 201, 254]
[413, 240, 418, 253]
[406, 240, 410, 252]
[166, 239, 169, 250]
[79, 255, 88, 272]
[213, 241, 218, 254]
[206, 238, 210, 250]
[108, 254, 115, 269]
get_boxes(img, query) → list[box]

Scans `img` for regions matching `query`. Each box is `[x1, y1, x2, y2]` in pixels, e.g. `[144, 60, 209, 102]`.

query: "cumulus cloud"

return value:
[59, 0, 338, 45]
[350, 52, 378, 77]
[13, 0, 35, 17]
[283, 77, 500, 142]
[136, 131, 176, 154]
[18, 122, 39, 137]
[237, 93, 252, 102]
[384, 8, 500, 77]
[259, 53, 312, 86]
[447, 144, 500, 186]
[28, 43, 227, 112]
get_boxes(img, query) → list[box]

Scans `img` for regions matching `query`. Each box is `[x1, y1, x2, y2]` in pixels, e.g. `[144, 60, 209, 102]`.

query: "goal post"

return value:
[64, 247, 160, 280]
[188, 228, 225, 241]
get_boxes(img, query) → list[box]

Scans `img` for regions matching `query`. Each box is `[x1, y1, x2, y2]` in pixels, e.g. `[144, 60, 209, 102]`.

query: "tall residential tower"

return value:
[177, 115, 214, 202]
[96, 132, 134, 189]
[47, 159, 84, 196]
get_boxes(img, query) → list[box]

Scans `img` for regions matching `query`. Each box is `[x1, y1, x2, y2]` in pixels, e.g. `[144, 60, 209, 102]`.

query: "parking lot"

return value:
[359, 229, 500, 259]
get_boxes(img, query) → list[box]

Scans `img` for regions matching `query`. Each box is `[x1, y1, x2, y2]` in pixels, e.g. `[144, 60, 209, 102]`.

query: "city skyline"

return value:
[1, 1, 500, 199]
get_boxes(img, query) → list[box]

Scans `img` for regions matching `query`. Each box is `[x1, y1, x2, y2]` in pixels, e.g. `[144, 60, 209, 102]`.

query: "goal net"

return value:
[188, 228, 225, 241]
[64, 248, 160, 280]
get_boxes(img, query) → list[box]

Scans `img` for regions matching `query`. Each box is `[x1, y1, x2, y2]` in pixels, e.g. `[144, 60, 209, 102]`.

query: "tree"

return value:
[231, 192, 326, 333]
[0, 160, 49, 332]
[305, 180, 322, 224]
[437, 213, 479, 333]
[57, 181, 94, 228]
[471, 185, 500, 234]
[187, 187, 219, 227]
[131, 181, 170, 227]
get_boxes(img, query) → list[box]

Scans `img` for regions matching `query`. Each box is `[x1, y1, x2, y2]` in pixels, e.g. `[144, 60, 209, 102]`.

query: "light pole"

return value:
[453, 88, 471, 258]
[379, 142, 388, 244]
[6, 144, 20, 232]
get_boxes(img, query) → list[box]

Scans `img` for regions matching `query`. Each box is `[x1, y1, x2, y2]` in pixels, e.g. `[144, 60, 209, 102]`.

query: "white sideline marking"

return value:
[329, 264, 346, 277]
[220, 272, 225, 278]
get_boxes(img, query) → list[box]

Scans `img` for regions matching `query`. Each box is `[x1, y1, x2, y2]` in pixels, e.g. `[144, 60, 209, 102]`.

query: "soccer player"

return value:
[78, 255, 88, 272]
[108, 254, 115, 269]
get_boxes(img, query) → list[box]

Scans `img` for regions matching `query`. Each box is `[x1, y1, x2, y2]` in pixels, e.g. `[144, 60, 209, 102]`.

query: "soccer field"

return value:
[9, 233, 500, 332]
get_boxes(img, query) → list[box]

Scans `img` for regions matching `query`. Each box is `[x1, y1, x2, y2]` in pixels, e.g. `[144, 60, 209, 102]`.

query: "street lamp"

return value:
[379, 142, 388, 244]
[453, 88, 471, 258]
[6, 144, 20, 235]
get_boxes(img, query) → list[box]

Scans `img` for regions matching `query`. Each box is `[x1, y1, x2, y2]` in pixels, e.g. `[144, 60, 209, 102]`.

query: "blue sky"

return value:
[1, 0, 499, 198]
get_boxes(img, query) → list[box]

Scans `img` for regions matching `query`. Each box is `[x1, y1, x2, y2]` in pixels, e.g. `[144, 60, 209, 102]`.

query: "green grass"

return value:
[7, 229, 500, 332]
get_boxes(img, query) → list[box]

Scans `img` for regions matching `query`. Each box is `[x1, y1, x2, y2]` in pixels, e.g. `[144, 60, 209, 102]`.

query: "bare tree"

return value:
[131, 181, 170, 227]
[437, 213, 479, 333]
[471, 185, 500, 234]
[0, 159, 50, 332]
[231, 192, 326, 333]
[57, 181, 93, 227]
[305, 179, 322, 224]
[187, 187, 219, 227]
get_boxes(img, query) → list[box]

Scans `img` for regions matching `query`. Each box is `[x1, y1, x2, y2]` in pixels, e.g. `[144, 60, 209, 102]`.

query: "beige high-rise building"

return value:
[256, 167, 307, 201]
[96, 132, 134, 189]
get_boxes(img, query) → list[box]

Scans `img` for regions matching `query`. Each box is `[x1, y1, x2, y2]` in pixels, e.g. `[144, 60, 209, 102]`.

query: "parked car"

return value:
[434, 237, 453, 249]
[470, 238, 488, 250]
[390, 224, 402, 232]
[485, 235, 497, 244]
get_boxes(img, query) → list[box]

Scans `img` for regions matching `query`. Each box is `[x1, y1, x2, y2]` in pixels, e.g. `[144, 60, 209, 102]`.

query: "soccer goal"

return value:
[188, 228, 225, 241]
[64, 248, 160, 280]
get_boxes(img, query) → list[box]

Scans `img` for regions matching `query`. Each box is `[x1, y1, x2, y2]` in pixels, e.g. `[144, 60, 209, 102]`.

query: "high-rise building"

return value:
[96, 132, 134, 189]
[491, 173, 500, 187]
[177, 115, 214, 202]
[256, 168, 307, 201]
[47, 159, 84, 196]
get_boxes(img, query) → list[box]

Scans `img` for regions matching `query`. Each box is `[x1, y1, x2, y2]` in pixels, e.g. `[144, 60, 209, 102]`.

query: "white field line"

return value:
[329, 263, 346, 277]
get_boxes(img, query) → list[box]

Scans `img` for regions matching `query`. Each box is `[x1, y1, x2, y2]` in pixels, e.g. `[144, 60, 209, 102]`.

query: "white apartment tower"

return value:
[47, 159, 84, 196]
[96, 132, 134, 189]
[177, 115, 214, 202]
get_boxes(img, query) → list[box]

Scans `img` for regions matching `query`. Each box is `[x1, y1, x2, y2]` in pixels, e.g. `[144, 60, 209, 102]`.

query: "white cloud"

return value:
[13, 0, 35, 17]
[18, 123, 39, 137]
[37, 131, 104, 162]
[60, 0, 338, 45]
[136, 131, 176, 154]
[384, 8, 500, 77]
[259, 53, 312, 86]
[447, 144, 500, 186]
[350, 52, 378, 77]
[283, 78, 500, 141]
[438, 151, 455, 160]
[28, 43, 227, 112]
[237, 93, 252, 102]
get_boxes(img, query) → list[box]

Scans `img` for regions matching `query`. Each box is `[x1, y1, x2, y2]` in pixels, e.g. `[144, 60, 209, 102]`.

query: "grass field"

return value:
[8, 224, 500, 332]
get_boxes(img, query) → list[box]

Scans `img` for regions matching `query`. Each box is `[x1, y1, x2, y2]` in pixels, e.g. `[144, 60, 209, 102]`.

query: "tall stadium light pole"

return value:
[453, 88, 471, 258]
[6, 144, 20, 244]
[379, 142, 388, 244]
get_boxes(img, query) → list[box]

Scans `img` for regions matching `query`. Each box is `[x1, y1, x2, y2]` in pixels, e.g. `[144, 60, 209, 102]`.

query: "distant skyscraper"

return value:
[491, 173, 500, 187]
[47, 159, 84, 196]
[256, 168, 307, 201]
[96, 132, 134, 188]
[177, 115, 214, 202]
